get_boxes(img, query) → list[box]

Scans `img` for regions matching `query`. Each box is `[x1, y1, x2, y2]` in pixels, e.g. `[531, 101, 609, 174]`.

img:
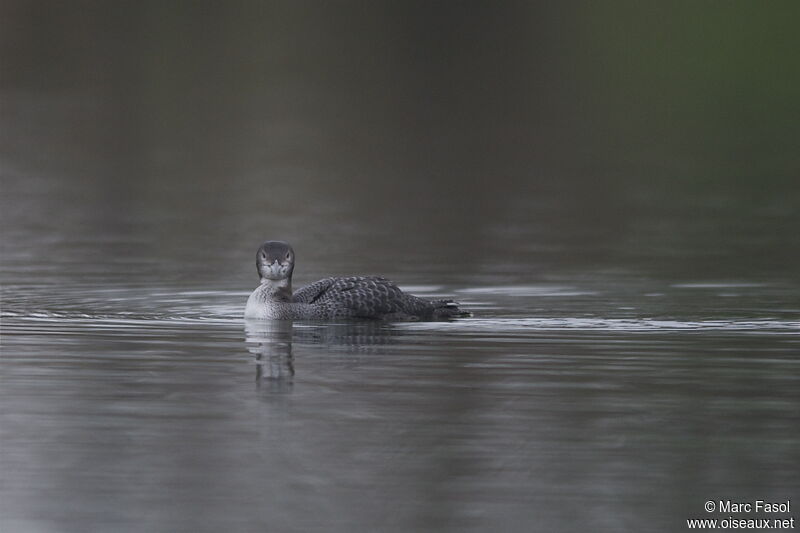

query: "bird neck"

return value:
[260, 277, 293, 302]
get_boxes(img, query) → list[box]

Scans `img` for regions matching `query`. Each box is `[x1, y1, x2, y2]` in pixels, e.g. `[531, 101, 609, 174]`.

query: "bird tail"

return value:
[431, 300, 471, 319]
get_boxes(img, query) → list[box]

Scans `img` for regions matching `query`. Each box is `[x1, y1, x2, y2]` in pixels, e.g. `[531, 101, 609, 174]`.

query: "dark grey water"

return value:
[2, 3, 800, 532]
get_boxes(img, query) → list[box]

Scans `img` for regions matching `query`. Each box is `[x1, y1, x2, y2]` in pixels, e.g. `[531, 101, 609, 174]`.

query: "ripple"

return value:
[1, 309, 242, 329]
[671, 282, 767, 289]
[456, 285, 599, 297]
[399, 317, 800, 333]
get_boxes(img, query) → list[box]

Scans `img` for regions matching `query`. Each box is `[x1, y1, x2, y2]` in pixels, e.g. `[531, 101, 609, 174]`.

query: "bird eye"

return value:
[285, 252, 291, 260]
[260, 253, 266, 260]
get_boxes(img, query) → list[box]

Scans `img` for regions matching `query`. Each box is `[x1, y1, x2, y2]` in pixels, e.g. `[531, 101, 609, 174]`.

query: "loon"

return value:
[244, 241, 469, 320]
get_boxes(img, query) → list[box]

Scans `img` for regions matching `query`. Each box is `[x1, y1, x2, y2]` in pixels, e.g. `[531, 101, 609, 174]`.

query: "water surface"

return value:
[3, 275, 798, 532]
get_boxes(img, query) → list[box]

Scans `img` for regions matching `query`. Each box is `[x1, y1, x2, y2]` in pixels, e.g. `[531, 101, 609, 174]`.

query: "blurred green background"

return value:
[2, 1, 799, 284]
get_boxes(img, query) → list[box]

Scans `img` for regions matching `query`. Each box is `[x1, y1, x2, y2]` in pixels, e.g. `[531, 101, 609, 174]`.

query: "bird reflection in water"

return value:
[244, 319, 402, 390]
[245, 319, 295, 391]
